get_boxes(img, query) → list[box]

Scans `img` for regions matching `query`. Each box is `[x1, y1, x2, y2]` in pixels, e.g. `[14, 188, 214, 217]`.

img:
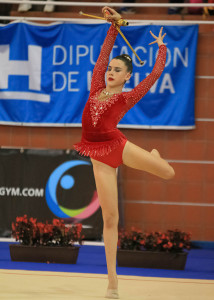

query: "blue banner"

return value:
[0, 22, 198, 128]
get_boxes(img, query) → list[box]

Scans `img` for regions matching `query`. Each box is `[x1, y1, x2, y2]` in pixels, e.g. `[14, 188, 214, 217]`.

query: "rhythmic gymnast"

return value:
[74, 6, 175, 299]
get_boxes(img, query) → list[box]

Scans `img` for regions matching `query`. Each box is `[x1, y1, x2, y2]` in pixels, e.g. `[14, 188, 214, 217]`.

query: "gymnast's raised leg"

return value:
[122, 141, 175, 179]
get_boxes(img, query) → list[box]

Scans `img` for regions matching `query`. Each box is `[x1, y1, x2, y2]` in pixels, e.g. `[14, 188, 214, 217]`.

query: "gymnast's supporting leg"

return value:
[122, 141, 175, 179]
[91, 158, 119, 296]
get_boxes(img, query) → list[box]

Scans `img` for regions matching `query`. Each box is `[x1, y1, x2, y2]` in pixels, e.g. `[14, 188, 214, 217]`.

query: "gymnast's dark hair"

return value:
[113, 54, 133, 74]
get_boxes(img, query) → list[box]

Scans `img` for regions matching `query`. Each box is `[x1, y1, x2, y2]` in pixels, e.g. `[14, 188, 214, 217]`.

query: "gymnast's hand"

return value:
[149, 27, 166, 47]
[102, 6, 121, 22]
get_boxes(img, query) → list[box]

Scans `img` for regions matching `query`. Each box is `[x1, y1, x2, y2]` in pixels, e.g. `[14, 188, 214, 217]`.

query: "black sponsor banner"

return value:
[0, 148, 103, 239]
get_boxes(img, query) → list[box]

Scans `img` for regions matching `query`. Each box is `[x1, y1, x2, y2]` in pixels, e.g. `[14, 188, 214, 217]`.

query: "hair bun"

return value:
[123, 54, 132, 62]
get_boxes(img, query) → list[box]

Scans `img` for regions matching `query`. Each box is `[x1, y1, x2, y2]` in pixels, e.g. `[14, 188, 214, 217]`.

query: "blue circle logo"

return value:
[45, 160, 100, 219]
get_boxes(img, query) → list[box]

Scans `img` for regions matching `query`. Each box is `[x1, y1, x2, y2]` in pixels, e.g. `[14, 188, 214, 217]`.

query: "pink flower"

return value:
[76, 223, 82, 232]
[168, 242, 173, 248]
[29, 217, 37, 224]
[52, 219, 63, 226]
[12, 222, 15, 231]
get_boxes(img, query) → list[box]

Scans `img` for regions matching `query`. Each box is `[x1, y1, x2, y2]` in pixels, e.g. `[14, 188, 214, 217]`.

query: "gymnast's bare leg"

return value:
[122, 141, 175, 179]
[91, 158, 119, 292]
[91, 143, 175, 295]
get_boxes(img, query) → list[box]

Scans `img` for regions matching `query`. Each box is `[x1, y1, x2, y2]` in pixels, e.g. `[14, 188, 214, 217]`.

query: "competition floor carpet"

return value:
[0, 241, 214, 299]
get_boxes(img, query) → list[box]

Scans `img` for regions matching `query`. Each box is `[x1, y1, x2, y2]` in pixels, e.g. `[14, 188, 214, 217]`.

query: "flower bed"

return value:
[118, 227, 191, 253]
[11, 215, 85, 247]
[117, 227, 191, 269]
[10, 215, 85, 264]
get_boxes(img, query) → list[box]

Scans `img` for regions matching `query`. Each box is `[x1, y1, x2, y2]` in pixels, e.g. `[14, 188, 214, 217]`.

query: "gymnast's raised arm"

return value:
[122, 27, 167, 108]
[90, 7, 121, 95]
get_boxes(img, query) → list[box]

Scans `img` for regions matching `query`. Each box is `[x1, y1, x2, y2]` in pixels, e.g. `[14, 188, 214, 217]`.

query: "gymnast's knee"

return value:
[103, 212, 119, 229]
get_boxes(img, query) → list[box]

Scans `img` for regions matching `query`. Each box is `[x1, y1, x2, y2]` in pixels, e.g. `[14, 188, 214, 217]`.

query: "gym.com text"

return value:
[0, 187, 44, 197]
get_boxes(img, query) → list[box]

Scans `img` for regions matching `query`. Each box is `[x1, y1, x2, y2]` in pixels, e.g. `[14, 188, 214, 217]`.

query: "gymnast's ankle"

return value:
[108, 275, 118, 290]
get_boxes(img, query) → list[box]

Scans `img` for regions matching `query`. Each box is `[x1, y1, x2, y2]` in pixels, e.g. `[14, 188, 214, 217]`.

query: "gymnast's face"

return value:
[106, 59, 131, 89]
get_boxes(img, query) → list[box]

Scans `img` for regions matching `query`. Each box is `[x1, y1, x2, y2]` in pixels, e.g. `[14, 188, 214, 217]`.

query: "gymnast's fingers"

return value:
[150, 31, 158, 39]
[159, 27, 163, 37]
[148, 40, 157, 45]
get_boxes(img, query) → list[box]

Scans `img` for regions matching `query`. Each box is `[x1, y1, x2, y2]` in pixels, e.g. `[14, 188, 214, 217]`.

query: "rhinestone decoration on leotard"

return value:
[89, 90, 119, 127]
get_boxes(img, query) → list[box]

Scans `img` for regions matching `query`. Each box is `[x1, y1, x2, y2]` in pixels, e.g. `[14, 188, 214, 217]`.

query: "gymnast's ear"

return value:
[124, 72, 131, 82]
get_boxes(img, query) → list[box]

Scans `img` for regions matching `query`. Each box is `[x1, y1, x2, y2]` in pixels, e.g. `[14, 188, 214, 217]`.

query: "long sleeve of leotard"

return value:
[90, 24, 119, 95]
[122, 44, 167, 109]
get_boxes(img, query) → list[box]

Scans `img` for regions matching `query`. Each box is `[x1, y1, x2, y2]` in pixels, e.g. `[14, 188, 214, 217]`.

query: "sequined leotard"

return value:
[73, 24, 167, 168]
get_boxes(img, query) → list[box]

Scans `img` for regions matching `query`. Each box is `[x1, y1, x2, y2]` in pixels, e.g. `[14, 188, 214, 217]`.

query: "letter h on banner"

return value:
[0, 45, 41, 90]
[0, 45, 50, 102]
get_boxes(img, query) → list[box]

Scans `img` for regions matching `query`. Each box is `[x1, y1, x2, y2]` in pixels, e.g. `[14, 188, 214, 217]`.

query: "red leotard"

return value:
[73, 24, 167, 168]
